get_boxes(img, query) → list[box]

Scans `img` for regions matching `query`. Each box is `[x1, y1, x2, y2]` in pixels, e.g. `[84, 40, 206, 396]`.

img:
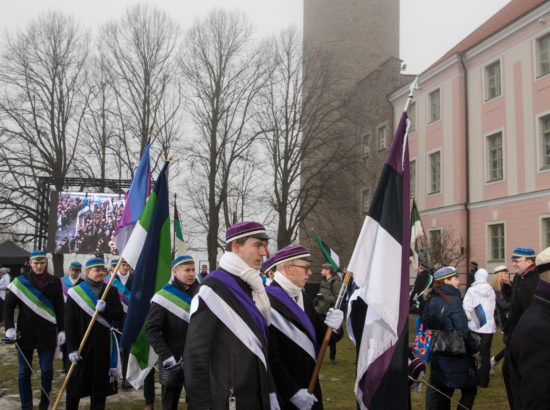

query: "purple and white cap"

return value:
[262, 255, 278, 273]
[267, 244, 312, 270]
[226, 221, 269, 243]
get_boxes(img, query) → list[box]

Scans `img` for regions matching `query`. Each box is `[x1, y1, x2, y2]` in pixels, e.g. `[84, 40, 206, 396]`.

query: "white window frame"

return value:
[362, 189, 369, 214]
[362, 134, 370, 158]
[410, 158, 417, 197]
[484, 59, 502, 101]
[540, 215, 550, 251]
[427, 149, 441, 195]
[377, 125, 387, 152]
[428, 88, 441, 123]
[536, 111, 550, 173]
[485, 129, 505, 183]
[408, 102, 416, 132]
[536, 31, 550, 79]
[487, 222, 506, 263]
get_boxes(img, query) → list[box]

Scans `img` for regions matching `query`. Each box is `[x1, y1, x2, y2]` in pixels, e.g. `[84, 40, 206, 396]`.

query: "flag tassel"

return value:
[52, 257, 125, 410]
[307, 269, 353, 394]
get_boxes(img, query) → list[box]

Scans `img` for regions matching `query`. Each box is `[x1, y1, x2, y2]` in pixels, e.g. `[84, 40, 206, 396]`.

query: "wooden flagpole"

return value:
[308, 269, 353, 394]
[52, 256, 125, 410]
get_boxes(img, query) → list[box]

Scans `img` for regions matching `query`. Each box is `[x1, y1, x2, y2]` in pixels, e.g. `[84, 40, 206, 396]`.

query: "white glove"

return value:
[96, 300, 106, 312]
[5, 328, 16, 341]
[324, 308, 344, 331]
[163, 356, 176, 368]
[69, 351, 82, 364]
[270, 392, 280, 410]
[109, 368, 118, 384]
[290, 389, 317, 410]
[57, 331, 66, 345]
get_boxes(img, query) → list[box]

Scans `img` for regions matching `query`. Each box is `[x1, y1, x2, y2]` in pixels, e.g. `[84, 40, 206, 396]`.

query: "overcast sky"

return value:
[1, 0, 511, 74]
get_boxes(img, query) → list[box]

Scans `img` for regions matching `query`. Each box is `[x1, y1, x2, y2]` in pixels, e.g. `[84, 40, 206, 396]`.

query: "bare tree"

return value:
[180, 10, 268, 268]
[428, 229, 469, 270]
[256, 27, 348, 248]
[99, 4, 182, 174]
[0, 11, 91, 242]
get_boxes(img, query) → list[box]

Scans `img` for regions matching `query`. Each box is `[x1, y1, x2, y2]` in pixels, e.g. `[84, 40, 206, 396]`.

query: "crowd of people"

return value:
[411, 246, 550, 409]
[54, 193, 124, 255]
[3, 221, 550, 409]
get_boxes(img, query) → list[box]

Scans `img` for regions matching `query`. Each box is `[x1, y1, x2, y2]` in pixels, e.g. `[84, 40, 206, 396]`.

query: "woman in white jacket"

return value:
[463, 268, 496, 388]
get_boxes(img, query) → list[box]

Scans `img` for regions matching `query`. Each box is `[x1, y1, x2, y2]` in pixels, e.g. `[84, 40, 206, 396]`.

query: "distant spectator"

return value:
[466, 261, 478, 290]
[0, 267, 11, 324]
[490, 265, 512, 373]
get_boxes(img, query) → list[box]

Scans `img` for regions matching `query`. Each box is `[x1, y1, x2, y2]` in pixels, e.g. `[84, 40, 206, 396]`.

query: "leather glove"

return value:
[290, 389, 318, 410]
[57, 331, 66, 345]
[5, 328, 16, 341]
[269, 392, 280, 410]
[324, 308, 344, 331]
[96, 300, 106, 312]
[69, 351, 82, 364]
[163, 356, 176, 368]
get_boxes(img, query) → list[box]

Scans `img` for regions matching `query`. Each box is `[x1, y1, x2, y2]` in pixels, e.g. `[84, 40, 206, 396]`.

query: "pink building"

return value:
[391, 0, 550, 275]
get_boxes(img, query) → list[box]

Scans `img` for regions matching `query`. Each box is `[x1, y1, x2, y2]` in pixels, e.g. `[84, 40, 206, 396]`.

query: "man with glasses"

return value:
[502, 247, 539, 409]
[265, 245, 343, 410]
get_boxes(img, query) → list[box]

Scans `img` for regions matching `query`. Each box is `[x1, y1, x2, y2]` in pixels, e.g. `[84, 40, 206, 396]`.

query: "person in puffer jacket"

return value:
[463, 268, 496, 387]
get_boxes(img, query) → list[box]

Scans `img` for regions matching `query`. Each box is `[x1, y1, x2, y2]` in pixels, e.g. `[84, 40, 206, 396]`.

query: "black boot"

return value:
[38, 391, 50, 410]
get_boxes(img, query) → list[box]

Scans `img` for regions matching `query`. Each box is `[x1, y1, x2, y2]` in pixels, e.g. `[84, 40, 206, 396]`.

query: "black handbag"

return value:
[429, 303, 466, 356]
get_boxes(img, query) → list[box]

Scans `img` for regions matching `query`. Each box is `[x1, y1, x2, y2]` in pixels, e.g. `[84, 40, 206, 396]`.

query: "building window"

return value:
[487, 132, 503, 181]
[429, 229, 442, 263]
[378, 126, 387, 151]
[410, 159, 416, 197]
[540, 114, 550, 170]
[408, 102, 416, 132]
[429, 151, 441, 194]
[536, 32, 550, 78]
[362, 189, 369, 214]
[363, 134, 370, 157]
[543, 218, 550, 249]
[485, 61, 501, 100]
[429, 89, 440, 123]
[488, 223, 505, 261]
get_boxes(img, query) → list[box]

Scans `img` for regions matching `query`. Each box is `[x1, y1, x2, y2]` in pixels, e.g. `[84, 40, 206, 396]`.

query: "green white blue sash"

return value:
[8, 276, 56, 325]
[68, 282, 121, 376]
[150, 283, 192, 323]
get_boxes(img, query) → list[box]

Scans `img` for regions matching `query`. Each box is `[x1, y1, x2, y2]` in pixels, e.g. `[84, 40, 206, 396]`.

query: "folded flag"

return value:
[471, 304, 487, 330]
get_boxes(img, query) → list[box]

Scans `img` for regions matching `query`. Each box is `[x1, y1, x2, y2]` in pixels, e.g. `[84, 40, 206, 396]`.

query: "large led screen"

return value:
[53, 191, 125, 254]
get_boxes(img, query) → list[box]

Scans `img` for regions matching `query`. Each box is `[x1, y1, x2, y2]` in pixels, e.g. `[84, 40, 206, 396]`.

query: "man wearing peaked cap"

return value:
[503, 247, 538, 408]
[509, 246, 550, 409]
[184, 221, 280, 410]
[60, 261, 84, 373]
[64, 257, 123, 410]
[4, 251, 65, 410]
[146, 255, 199, 410]
[266, 244, 344, 410]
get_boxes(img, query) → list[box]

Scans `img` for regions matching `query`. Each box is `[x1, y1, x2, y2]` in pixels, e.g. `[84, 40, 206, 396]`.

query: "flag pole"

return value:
[308, 269, 353, 394]
[172, 193, 177, 259]
[52, 256, 125, 410]
[403, 75, 419, 113]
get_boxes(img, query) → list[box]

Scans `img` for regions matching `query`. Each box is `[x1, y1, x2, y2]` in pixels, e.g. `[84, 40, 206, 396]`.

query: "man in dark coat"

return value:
[503, 247, 538, 408]
[61, 261, 84, 373]
[509, 246, 550, 410]
[145, 255, 199, 410]
[184, 221, 279, 410]
[266, 245, 343, 410]
[64, 257, 123, 410]
[4, 250, 65, 410]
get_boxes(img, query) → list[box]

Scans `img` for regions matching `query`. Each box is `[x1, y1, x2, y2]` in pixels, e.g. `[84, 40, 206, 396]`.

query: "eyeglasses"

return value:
[289, 264, 312, 272]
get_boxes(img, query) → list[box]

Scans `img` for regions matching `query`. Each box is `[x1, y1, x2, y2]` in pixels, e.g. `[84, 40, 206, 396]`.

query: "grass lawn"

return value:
[1, 317, 509, 409]
[320, 316, 510, 409]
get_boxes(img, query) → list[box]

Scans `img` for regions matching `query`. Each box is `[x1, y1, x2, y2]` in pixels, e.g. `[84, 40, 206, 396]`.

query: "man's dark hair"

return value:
[225, 237, 248, 252]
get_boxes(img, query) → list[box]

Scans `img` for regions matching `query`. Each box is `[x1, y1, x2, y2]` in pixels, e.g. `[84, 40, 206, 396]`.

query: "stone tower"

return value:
[301, 0, 407, 276]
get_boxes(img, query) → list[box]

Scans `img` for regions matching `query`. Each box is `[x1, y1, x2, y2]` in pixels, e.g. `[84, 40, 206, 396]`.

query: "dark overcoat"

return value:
[65, 282, 123, 399]
[509, 288, 550, 410]
[184, 269, 273, 410]
[4, 271, 64, 350]
[424, 284, 479, 389]
[267, 280, 326, 410]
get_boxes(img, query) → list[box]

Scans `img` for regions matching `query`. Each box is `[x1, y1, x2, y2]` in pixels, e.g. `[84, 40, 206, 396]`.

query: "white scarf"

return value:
[274, 270, 304, 310]
[117, 272, 129, 287]
[69, 276, 80, 286]
[219, 252, 271, 325]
